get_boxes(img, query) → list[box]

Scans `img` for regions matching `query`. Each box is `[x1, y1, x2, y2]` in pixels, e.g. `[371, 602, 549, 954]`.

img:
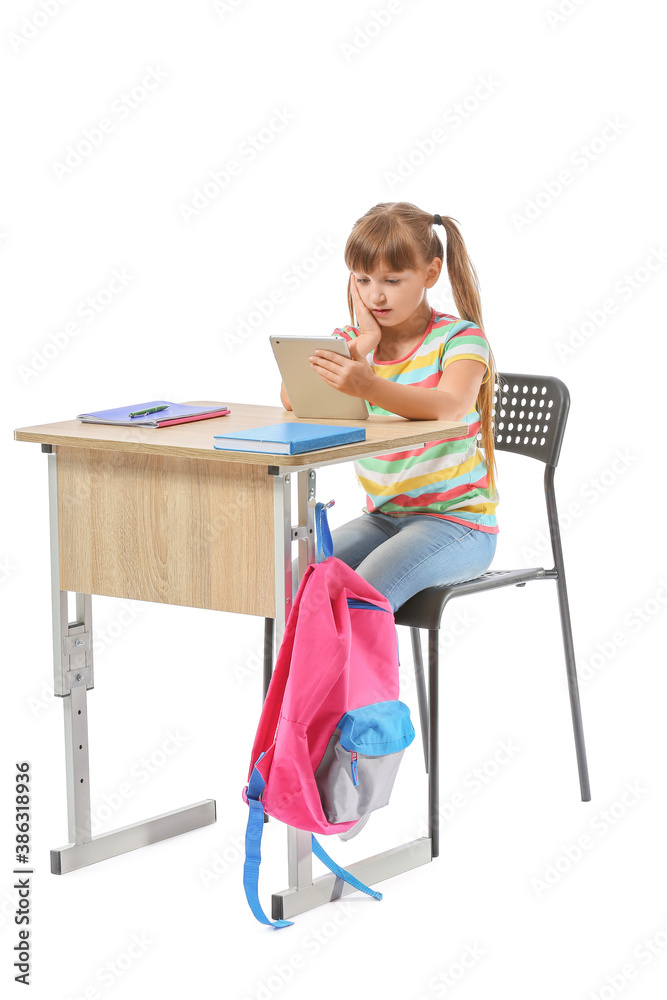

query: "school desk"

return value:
[14, 402, 467, 919]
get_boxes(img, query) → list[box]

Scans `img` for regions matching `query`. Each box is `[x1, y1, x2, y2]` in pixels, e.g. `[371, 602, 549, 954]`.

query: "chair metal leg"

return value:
[554, 576, 591, 801]
[428, 629, 440, 858]
[410, 627, 429, 772]
[545, 465, 591, 801]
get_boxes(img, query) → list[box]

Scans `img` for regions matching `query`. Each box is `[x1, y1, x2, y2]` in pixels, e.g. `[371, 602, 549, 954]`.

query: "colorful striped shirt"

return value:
[334, 307, 499, 534]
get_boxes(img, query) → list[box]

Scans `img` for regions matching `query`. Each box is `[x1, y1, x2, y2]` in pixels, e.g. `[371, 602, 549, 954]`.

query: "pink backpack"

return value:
[242, 502, 415, 928]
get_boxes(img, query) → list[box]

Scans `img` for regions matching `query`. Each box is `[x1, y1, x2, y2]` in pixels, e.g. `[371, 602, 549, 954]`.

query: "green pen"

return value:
[129, 405, 170, 418]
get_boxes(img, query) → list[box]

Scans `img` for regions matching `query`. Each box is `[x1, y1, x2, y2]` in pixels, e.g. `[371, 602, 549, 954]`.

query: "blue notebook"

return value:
[213, 422, 366, 455]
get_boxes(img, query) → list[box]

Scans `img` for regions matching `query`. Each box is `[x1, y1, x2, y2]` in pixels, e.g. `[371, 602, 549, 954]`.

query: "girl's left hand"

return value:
[308, 341, 375, 398]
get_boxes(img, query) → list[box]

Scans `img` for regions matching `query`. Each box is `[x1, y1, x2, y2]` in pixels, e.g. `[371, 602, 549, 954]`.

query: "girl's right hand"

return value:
[349, 273, 382, 347]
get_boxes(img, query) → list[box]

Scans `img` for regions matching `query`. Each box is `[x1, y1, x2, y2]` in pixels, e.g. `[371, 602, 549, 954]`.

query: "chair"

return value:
[393, 373, 591, 858]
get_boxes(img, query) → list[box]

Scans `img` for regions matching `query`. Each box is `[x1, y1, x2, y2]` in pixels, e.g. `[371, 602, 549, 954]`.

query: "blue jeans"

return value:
[293, 511, 497, 613]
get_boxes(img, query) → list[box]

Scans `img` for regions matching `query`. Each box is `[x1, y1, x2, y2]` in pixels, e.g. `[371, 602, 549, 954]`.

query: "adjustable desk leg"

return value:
[58, 590, 93, 846]
[271, 468, 314, 903]
[46, 451, 215, 874]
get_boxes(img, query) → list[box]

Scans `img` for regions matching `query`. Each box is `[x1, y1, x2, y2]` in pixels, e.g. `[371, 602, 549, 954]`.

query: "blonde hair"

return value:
[343, 201, 498, 497]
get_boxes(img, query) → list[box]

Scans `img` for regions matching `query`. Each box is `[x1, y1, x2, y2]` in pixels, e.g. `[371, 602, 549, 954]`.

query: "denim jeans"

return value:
[292, 511, 497, 613]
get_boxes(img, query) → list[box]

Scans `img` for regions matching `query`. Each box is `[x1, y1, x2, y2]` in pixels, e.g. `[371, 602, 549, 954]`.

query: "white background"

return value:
[2, 1, 666, 997]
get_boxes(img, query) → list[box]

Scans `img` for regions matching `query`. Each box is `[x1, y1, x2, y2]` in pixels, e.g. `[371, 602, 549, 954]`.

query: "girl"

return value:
[281, 201, 499, 613]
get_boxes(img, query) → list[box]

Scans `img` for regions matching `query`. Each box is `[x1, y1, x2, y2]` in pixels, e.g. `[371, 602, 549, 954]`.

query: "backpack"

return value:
[242, 501, 415, 928]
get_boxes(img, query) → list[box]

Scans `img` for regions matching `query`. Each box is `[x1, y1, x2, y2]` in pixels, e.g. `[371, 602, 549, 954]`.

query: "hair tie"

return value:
[433, 214, 443, 226]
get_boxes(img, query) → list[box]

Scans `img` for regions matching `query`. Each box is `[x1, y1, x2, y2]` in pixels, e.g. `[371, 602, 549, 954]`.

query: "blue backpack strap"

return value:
[243, 762, 294, 929]
[311, 835, 383, 901]
[243, 763, 382, 924]
[315, 500, 334, 562]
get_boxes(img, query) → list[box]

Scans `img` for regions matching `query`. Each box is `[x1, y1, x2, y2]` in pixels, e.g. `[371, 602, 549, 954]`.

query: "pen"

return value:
[129, 405, 170, 418]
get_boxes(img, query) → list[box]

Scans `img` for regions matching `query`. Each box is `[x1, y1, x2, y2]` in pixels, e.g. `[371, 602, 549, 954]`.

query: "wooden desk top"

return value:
[15, 401, 467, 466]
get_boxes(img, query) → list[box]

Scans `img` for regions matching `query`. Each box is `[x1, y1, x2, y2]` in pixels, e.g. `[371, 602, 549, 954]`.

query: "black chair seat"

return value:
[394, 567, 549, 630]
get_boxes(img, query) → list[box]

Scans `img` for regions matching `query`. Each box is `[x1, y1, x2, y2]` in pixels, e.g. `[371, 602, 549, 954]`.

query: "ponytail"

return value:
[439, 215, 499, 498]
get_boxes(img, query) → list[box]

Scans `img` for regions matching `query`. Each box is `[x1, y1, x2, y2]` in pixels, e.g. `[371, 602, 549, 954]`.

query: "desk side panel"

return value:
[57, 447, 275, 617]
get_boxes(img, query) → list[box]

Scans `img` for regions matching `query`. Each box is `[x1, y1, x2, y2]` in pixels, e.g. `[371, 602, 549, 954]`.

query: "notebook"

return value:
[213, 422, 366, 455]
[77, 402, 231, 427]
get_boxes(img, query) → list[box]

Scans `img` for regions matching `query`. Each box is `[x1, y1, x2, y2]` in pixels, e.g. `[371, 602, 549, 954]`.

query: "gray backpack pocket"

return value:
[315, 700, 415, 828]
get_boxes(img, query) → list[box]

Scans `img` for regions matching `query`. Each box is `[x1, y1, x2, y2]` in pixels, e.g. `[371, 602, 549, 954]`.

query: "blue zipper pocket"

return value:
[350, 751, 359, 786]
[346, 599, 391, 613]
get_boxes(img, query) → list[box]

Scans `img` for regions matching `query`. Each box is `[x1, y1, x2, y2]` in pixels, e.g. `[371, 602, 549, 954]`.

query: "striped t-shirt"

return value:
[334, 308, 499, 534]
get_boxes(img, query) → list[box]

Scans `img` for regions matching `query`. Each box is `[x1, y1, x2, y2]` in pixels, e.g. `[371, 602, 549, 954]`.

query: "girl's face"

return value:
[351, 258, 440, 327]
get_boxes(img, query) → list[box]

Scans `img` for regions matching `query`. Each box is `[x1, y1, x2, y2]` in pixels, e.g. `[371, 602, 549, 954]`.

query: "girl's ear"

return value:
[425, 256, 443, 288]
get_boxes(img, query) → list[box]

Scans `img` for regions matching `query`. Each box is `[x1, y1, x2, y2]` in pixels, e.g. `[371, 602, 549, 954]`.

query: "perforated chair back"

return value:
[487, 373, 569, 467]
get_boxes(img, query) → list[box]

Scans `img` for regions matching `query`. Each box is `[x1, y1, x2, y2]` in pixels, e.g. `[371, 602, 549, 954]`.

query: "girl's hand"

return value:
[349, 273, 382, 348]
[309, 340, 375, 399]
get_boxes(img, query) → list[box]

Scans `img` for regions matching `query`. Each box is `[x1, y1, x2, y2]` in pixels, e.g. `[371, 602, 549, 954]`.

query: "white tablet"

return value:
[270, 335, 369, 420]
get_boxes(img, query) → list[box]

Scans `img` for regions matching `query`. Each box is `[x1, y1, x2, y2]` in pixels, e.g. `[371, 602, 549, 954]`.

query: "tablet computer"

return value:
[270, 335, 369, 420]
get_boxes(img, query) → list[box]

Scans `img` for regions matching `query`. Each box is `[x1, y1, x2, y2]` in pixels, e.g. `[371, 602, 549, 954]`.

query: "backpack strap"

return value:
[243, 756, 382, 929]
[243, 760, 294, 929]
[311, 836, 383, 900]
[314, 500, 334, 562]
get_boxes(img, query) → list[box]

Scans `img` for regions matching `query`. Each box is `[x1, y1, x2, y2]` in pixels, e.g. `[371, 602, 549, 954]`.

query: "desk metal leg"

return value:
[46, 451, 216, 874]
[270, 468, 315, 895]
[262, 618, 274, 700]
